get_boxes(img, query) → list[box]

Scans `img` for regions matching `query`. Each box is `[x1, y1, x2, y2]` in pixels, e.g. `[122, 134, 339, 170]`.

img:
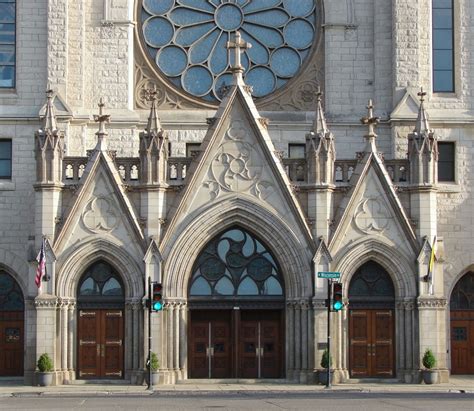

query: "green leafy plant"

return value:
[422, 348, 436, 369]
[320, 349, 332, 369]
[37, 353, 53, 372]
[146, 352, 160, 372]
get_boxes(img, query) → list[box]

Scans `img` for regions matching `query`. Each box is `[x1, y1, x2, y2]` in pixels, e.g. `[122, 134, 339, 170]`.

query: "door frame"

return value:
[188, 308, 285, 379]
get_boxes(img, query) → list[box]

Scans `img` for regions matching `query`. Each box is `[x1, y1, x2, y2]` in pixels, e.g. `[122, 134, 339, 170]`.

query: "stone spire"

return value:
[414, 87, 431, 135]
[306, 88, 336, 185]
[93, 98, 110, 151]
[408, 87, 438, 185]
[139, 88, 168, 185]
[226, 31, 252, 82]
[35, 89, 64, 184]
[360, 99, 380, 152]
[41, 89, 58, 133]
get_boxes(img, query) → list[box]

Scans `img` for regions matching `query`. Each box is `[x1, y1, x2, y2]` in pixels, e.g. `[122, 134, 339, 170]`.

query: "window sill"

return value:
[0, 181, 15, 191]
[436, 182, 461, 193]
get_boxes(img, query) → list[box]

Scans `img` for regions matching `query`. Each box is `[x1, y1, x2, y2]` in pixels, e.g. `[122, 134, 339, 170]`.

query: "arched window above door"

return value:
[77, 261, 124, 308]
[0, 271, 23, 311]
[189, 227, 284, 299]
[450, 272, 474, 310]
[348, 261, 395, 308]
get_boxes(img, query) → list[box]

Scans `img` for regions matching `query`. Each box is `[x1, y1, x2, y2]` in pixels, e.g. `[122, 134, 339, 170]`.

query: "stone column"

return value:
[179, 302, 188, 379]
[59, 299, 68, 375]
[124, 301, 133, 375]
[300, 301, 309, 383]
[34, 294, 59, 385]
[312, 298, 327, 373]
[67, 300, 76, 379]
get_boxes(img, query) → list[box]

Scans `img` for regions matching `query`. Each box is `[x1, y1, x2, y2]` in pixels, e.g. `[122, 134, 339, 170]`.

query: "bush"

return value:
[37, 353, 53, 372]
[422, 349, 436, 369]
[320, 349, 332, 369]
[146, 352, 160, 372]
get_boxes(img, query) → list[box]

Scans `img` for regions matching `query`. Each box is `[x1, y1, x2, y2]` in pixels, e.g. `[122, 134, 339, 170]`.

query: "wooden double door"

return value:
[0, 311, 23, 376]
[189, 309, 283, 379]
[77, 309, 124, 379]
[451, 310, 474, 374]
[349, 309, 394, 377]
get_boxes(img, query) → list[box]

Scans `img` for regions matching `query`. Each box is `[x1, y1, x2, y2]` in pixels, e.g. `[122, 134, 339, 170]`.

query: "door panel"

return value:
[78, 309, 124, 379]
[189, 322, 210, 378]
[0, 312, 24, 376]
[261, 320, 280, 378]
[240, 321, 258, 378]
[211, 321, 231, 378]
[349, 310, 394, 377]
[450, 312, 474, 374]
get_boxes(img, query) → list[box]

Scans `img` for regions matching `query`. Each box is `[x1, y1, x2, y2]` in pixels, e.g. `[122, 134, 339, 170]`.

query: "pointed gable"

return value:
[162, 32, 313, 247]
[330, 101, 418, 258]
[54, 101, 145, 257]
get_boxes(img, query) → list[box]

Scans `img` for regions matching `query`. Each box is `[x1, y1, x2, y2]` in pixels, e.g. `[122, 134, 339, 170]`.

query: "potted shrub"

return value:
[318, 349, 333, 385]
[37, 353, 54, 387]
[422, 348, 438, 384]
[145, 352, 160, 386]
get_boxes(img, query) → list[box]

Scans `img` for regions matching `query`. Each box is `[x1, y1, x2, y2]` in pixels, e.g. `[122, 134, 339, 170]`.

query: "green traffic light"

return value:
[333, 301, 343, 311]
[152, 301, 163, 311]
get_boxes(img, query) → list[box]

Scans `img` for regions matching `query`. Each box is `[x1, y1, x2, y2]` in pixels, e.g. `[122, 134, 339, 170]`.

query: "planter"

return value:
[318, 370, 334, 385]
[422, 370, 438, 384]
[37, 372, 53, 387]
[144, 371, 161, 386]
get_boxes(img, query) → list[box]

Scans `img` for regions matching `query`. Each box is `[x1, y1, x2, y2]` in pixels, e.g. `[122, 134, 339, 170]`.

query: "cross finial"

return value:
[360, 99, 379, 140]
[42, 88, 58, 133]
[145, 85, 158, 104]
[94, 98, 110, 149]
[226, 31, 252, 73]
[316, 86, 323, 103]
[417, 86, 427, 103]
[144, 85, 163, 134]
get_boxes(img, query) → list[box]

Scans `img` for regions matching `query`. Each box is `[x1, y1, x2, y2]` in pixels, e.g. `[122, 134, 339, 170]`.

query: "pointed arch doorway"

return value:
[0, 271, 24, 376]
[188, 227, 285, 379]
[450, 271, 474, 374]
[76, 261, 125, 379]
[348, 261, 395, 378]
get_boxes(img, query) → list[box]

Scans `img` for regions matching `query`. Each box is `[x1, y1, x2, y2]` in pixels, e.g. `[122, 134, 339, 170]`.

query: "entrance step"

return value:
[68, 379, 132, 385]
[343, 378, 399, 384]
[178, 379, 290, 385]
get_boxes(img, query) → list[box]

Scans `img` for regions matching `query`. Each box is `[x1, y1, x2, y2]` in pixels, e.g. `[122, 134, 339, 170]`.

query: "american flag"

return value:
[35, 237, 46, 288]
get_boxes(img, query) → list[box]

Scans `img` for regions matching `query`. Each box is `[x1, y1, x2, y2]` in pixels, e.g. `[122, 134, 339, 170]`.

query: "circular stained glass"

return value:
[140, 0, 317, 102]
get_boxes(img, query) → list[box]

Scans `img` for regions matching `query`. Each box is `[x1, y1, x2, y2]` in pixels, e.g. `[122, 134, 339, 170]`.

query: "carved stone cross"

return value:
[226, 31, 252, 72]
[418, 86, 427, 103]
[360, 99, 379, 138]
[94, 98, 110, 135]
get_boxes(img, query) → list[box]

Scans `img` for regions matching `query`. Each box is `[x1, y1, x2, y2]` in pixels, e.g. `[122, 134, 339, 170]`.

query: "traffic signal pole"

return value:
[326, 279, 332, 389]
[147, 276, 152, 391]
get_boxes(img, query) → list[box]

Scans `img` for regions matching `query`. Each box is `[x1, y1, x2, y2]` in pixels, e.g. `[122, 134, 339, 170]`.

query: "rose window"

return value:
[140, 0, 317, 102]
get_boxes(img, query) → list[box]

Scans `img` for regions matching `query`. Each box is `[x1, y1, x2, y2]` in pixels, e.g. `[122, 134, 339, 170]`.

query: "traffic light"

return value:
[332, 282, 343, 311]
[151, 282, 163, 311]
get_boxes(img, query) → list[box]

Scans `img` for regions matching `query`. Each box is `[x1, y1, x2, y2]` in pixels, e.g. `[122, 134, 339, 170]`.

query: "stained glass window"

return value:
[140, 0, 317, 101]
[349, 261, 395, 302]
[189, 227, 284, 298]
[433, 0, 454, 92]
[78, 262, 124, 304]
[450, 272, 474, 310]
[0, 271, 23, 311]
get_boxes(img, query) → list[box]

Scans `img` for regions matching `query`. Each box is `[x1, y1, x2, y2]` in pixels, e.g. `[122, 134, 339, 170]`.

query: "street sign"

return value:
[317, 271, 341, 279]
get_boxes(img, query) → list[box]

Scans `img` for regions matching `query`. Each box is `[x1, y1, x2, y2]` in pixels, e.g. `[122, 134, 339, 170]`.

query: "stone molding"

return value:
[417, 298, 447, 309]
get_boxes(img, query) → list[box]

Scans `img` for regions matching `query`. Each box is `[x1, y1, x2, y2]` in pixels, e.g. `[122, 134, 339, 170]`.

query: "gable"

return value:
[163, 88, 313, 248]
[330, 156, 417, 259]
[55, 153, 145, 258]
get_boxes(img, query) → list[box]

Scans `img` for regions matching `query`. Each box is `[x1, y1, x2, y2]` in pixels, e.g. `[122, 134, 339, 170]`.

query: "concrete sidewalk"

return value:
[0, 376, 472, 397]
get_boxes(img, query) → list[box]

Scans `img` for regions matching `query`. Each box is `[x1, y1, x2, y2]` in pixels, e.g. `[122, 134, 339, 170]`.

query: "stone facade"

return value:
[0, 0, 472, 385]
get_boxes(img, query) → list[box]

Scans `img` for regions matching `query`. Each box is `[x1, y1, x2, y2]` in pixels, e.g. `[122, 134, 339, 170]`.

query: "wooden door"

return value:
[0, 311, 23, 376]
[240, 321, 259, 378]
[78, 309, 124, 379]
[349, 309, 394, 377]
[260, 320, 281, 378]
[451, 311, 474, 374]
[188, 311, 231, 379]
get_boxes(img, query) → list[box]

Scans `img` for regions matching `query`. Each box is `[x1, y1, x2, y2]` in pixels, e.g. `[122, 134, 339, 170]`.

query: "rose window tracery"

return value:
[140, 0, 317, 102]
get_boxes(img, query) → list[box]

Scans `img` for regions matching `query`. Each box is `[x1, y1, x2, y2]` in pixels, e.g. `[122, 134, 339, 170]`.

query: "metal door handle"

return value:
[101, 344, 105, 358]
[97, 344, 100, 357]
[206, 347, 214, 357]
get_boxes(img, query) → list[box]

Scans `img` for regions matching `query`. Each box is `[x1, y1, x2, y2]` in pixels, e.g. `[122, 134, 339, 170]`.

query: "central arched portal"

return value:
[188, 227, 285, 379]
[348, 261, 395, 378]
[76, 261, 125, 379]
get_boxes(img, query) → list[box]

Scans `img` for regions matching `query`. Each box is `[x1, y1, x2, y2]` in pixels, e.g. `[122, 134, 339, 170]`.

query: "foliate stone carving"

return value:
[258, 117, 269, 129]
[417, 298, 448, 309]
[82, 196, 119, 233]
[312, 299, 327, 309]
[353, 197, 391, 234]
[203, 120, 274, 202]
[34, 297, 59, 308]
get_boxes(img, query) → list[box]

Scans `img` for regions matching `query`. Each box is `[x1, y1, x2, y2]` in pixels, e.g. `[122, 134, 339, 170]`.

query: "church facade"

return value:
[0, 0, 473, 385]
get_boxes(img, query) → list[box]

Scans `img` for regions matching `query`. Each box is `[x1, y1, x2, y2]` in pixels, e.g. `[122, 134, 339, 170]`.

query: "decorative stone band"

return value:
[34, 296, 60, 309]
[396, 298, 416, 310]
[417, 298, 448, 309]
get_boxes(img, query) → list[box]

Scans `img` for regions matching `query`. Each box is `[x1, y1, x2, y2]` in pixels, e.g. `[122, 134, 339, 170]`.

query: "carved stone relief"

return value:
[353, 197, 391, 234]
[82, 196, 119, 233]
[203, 120, 274, 201]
